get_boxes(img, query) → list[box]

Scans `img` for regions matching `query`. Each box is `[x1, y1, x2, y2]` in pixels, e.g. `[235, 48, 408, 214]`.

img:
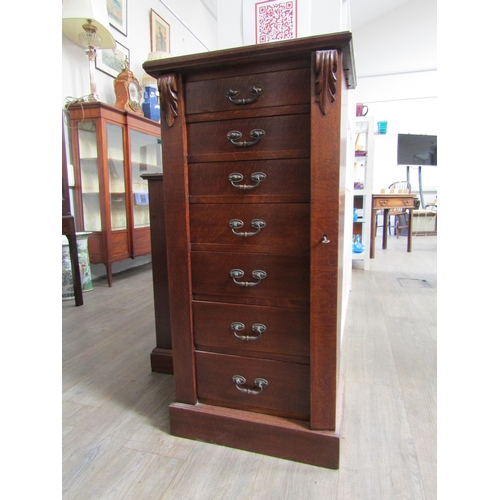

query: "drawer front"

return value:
[189, 203, 309, 254]
[193, 301, 309, 358]
[187, 114, 310, 159]
[188, 159, 310, 200]
[373, 197, 414, 209]
[195, 351, 310, 420]
[185, 68, 310, 115]
[191, 251, 310, 304]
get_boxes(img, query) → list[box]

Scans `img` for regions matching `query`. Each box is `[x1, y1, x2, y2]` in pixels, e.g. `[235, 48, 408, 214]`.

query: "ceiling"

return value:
[348, 0, 412, 29]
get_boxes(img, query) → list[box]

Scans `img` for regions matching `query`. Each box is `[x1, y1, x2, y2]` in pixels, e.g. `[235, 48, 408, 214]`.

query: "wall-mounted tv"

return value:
[397, 134, 437, 167]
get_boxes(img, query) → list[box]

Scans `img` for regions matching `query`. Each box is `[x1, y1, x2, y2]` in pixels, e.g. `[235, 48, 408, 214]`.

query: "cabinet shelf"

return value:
[352, 117, 374, 271]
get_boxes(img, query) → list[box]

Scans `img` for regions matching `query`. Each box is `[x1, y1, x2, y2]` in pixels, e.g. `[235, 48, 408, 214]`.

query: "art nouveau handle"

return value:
[228, 172, 267, 190]
[379, 199, 388, 206]
[232, 375, 268, 394]
[230, 322, 267, 341]
[229, 219, 266, 237]
[229, 269, 267, 287]
[227, 129, 265, 147]
[225, 86, 264, 105]
[403, 199, 411, 206]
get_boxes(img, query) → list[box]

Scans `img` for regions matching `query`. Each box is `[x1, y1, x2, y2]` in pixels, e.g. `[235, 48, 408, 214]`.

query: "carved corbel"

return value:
[158, 74, 179, 127]
[314, 50, 338, 115]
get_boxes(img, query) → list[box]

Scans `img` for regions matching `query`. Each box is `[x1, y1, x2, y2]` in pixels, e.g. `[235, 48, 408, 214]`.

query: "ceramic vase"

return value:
[62, 232, 93, 300]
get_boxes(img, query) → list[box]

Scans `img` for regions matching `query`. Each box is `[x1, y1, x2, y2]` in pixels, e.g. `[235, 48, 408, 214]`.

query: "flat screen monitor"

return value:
[397, 134, 437, 166]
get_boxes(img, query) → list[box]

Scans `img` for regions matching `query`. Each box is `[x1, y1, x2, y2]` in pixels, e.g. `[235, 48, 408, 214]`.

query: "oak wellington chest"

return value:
[143, 32, 356, 469]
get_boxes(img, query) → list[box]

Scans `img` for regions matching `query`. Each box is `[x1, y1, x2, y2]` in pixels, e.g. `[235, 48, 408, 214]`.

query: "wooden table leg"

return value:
[62, 215, 84, 306]
[67, 232, 84, 306]
[407, 209, 413, 252]
[106, 263, 113, 287]
[382, 209, 388, 249]
[370, 208, 377, 259]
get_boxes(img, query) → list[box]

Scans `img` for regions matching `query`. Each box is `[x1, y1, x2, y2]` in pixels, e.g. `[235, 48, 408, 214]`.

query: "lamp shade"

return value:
[62, 0, 116, 49]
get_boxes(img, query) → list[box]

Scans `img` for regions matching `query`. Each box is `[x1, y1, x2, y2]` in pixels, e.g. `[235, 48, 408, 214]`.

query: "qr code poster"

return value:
[254, 0, 297, 44]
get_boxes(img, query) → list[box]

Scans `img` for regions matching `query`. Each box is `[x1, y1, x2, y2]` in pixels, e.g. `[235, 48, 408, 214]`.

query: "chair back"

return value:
[382, 181, 411, 194]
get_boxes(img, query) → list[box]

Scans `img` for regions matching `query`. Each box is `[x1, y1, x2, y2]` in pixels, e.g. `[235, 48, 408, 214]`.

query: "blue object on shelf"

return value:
[142, 85, 160, 122]
[353, 207, 358, 221]
[134, 192, 149, 205]
[352, 234, 365, 253]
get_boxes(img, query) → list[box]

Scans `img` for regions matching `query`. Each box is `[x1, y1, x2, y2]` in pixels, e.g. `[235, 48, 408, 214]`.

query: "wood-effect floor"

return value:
[62, 234, 437, 499]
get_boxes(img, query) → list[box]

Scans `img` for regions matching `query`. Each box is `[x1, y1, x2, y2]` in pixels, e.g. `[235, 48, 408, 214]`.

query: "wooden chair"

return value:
[388, 181, 412, 238]
[376, 181, 412, 238]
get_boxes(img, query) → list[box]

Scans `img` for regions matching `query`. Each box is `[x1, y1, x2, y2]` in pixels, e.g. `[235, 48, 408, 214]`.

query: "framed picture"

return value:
[107, 0, 128, 36]
[243, 0, 297, 44]
[150, 9, 170, 53]
[96, 40, 130, 78]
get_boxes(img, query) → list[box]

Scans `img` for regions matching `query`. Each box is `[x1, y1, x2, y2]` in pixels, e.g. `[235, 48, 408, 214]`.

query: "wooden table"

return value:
[371, 193, 414, 259]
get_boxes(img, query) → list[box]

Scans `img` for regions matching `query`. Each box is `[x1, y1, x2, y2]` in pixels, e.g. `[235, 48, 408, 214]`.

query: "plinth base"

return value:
[169, 402, 340, 469]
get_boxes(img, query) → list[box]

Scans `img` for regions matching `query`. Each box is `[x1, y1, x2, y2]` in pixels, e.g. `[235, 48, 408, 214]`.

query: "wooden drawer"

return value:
[195, 351, 310, 420]
[187, 114, 310, 161]
[188, 159, 310, 202]
[185, 68, 310, 115]
[189, 203, 309, 255]
[191, 251, 310, 306]
[372, 196, 414, 210]
[193, 301, 309, 359]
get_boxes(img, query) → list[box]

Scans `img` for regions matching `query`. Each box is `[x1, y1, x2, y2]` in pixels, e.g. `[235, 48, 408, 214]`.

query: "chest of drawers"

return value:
[143, 32, 356, 469]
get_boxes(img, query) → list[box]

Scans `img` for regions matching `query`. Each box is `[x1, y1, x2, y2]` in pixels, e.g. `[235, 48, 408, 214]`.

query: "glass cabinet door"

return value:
[77, 121, 101, 232]
[130, 129, 162, 228]
[106, 123, 126, 231]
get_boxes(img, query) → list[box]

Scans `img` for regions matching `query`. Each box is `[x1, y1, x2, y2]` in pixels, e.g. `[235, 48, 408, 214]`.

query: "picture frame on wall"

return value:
[243, 0, 297, 45]
[96, 40, 130, 78]
[107, 0, 128, 36]
[150, 9, 170, 53]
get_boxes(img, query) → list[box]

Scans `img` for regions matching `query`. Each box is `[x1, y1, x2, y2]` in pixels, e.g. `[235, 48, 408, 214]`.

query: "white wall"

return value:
[62, 0, 217, 279]
[352, 0, 437, 197]
[217, 0, 350, 49]
[62, 0, 217, 109]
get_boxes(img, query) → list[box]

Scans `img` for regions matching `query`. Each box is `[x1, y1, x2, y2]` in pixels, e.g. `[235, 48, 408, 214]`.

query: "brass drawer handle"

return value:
[230, 322, 266, 341]
[229, 268, 267, 287]
[227, 129, 265, 147]
[225, 86, 263, 105]
[378, 199, 388, 206]
[229, 218, 266, 237]
[228, 172, 267, 190]
[232, 375, 268, 394]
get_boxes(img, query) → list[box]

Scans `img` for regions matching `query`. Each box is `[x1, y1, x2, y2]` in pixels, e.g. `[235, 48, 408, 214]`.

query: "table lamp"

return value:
[62, 0, 116, 102]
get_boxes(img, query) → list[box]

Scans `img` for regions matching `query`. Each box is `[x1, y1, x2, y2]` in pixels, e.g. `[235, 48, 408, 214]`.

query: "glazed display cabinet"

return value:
[143, 32, 356, 469]
[67, 102, 161, 286]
